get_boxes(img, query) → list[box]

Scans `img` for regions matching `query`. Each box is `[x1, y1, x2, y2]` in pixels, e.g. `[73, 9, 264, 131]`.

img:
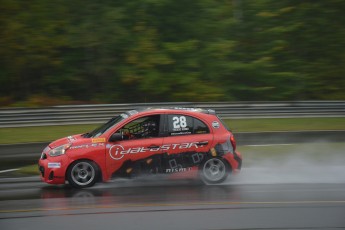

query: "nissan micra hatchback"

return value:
[39, 108, 242, 188]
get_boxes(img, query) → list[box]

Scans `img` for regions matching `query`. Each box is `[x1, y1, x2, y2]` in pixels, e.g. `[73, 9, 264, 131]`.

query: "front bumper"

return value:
[38, 153, 70, 185]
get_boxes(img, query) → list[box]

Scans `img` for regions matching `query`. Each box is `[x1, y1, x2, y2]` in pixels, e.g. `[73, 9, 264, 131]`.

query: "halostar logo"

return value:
[109, 144, 126, 160]
[108, 142, 200, 160]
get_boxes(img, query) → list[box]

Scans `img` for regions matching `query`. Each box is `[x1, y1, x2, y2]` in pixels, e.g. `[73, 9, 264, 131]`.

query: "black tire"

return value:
[200, 157, 230, 184]
[67, 160, 99, 188]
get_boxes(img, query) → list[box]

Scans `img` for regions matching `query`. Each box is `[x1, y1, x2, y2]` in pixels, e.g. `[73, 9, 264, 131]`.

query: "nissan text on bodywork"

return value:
[38, 108, 242, 188]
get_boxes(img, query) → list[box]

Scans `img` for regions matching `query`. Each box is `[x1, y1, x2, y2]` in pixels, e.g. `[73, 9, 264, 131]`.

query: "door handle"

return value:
[148, 145, 160, 149]
[196, 141, 208, 146]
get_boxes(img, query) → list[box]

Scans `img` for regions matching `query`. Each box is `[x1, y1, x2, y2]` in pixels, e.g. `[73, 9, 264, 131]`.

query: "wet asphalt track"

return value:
[1, 175, 345, 230]
[2, 142, 345, 230]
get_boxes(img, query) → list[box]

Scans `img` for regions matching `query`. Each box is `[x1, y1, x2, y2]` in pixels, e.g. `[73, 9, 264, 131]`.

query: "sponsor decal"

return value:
[212, 121, 220, 128]
[70, 144, 89, 149]
[48, 162, 61, 169]
[172, 116, 188, 130]
[108, 142, 200, 160]
[109, 144, 126, 160]
[67, 136, 76, 142]
[191, 152, 204, 163]
[172, 107, 202, 112]
[92, 138, 106, 143]
[195, 130, 207, 134]
[211, 148, 217, 157]
[70, 143, 104, 149]
[165, 167, 192, 173]
[170, 131, 191, 136]
[110, 150, 212, 178]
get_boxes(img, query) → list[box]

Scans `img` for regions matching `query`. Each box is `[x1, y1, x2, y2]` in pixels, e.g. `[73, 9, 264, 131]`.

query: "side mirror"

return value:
[109, 133, 123, 142]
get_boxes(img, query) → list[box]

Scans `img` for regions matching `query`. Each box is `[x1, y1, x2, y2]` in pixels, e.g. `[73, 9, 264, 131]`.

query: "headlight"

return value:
[48, 144, 71, 157]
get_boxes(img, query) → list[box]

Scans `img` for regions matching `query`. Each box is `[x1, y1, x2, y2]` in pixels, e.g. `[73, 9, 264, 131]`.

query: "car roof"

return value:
[125, 107, 216, 116]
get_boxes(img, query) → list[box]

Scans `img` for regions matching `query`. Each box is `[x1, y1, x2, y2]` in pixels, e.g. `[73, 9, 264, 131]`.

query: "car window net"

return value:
[122, 118, 159, 139]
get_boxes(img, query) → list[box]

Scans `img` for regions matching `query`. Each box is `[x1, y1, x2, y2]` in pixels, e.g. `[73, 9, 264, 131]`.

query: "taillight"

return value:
[230, 135, 236, 151]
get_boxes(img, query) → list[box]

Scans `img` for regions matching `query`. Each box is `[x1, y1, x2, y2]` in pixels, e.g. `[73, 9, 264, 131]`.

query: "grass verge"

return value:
[0, 124, 98, 145]
[18, 164, 40, 176]
[0, 117, 345, 145]
[225, 117, 345, 132]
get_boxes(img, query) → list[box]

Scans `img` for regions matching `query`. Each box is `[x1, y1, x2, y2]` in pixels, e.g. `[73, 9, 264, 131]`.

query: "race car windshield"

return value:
[84, 114, 128, 138]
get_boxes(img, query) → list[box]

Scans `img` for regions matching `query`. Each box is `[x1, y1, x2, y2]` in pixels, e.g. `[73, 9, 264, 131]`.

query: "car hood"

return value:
[48, 134, 83, 149]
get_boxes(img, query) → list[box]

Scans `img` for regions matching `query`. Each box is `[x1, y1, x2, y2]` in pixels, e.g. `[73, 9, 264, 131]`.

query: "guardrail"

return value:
[1, 101, 345, 127]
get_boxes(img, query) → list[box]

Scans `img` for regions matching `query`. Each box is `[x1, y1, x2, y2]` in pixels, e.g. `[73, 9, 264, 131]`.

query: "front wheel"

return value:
[200, 158, 229, 184]
[67, 160, 99, 188]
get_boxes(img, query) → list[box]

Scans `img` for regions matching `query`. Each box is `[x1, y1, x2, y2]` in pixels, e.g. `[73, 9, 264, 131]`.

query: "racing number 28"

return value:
[172, 116, 187, 129]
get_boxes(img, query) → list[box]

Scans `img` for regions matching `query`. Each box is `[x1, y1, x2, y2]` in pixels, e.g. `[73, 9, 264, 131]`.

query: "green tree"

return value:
[1, 0, 344, 106]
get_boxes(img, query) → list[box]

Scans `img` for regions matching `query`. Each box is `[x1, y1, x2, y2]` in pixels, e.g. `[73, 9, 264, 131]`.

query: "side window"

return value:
[168, 115, 193, 136]
[167, 115, 210, 136]
[193, 118, 209, 134]
[117, 115, 160, 140]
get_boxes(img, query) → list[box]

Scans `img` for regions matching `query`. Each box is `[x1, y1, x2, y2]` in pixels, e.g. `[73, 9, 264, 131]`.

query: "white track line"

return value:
[0, 169, 19, 174]
[243, 144, 294, 147]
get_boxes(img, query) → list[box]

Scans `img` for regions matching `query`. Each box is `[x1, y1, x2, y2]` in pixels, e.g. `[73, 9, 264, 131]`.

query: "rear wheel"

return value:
[200, 158, 229, 184]
[67, 160, 99, 188]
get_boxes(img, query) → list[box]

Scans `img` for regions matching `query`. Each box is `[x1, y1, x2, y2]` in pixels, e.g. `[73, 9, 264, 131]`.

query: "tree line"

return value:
[1, 0, 345, 106]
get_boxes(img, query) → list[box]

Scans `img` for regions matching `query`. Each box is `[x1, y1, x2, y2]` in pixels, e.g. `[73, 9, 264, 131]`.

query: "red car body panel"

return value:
[38, 108, 242, 186]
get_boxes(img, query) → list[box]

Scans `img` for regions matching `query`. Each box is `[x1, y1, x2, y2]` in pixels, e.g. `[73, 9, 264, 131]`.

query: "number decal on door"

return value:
[172, 116, 187, 129]
[179, 116, 187, 128]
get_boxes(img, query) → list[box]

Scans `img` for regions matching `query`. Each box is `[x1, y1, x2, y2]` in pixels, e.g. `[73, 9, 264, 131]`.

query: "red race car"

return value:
[38, 108, 242, 188]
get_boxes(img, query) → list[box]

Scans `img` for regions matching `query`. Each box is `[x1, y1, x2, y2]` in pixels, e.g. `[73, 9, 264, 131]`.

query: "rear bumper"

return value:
[234, 151, 242, 170]
[222, 151, 242, 173]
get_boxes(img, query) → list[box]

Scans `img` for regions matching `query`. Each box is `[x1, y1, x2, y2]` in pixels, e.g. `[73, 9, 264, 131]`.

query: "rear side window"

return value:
[167, 115, 209, 136]
[193, 118, 209, 134]
[217, 115, 231, 131]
